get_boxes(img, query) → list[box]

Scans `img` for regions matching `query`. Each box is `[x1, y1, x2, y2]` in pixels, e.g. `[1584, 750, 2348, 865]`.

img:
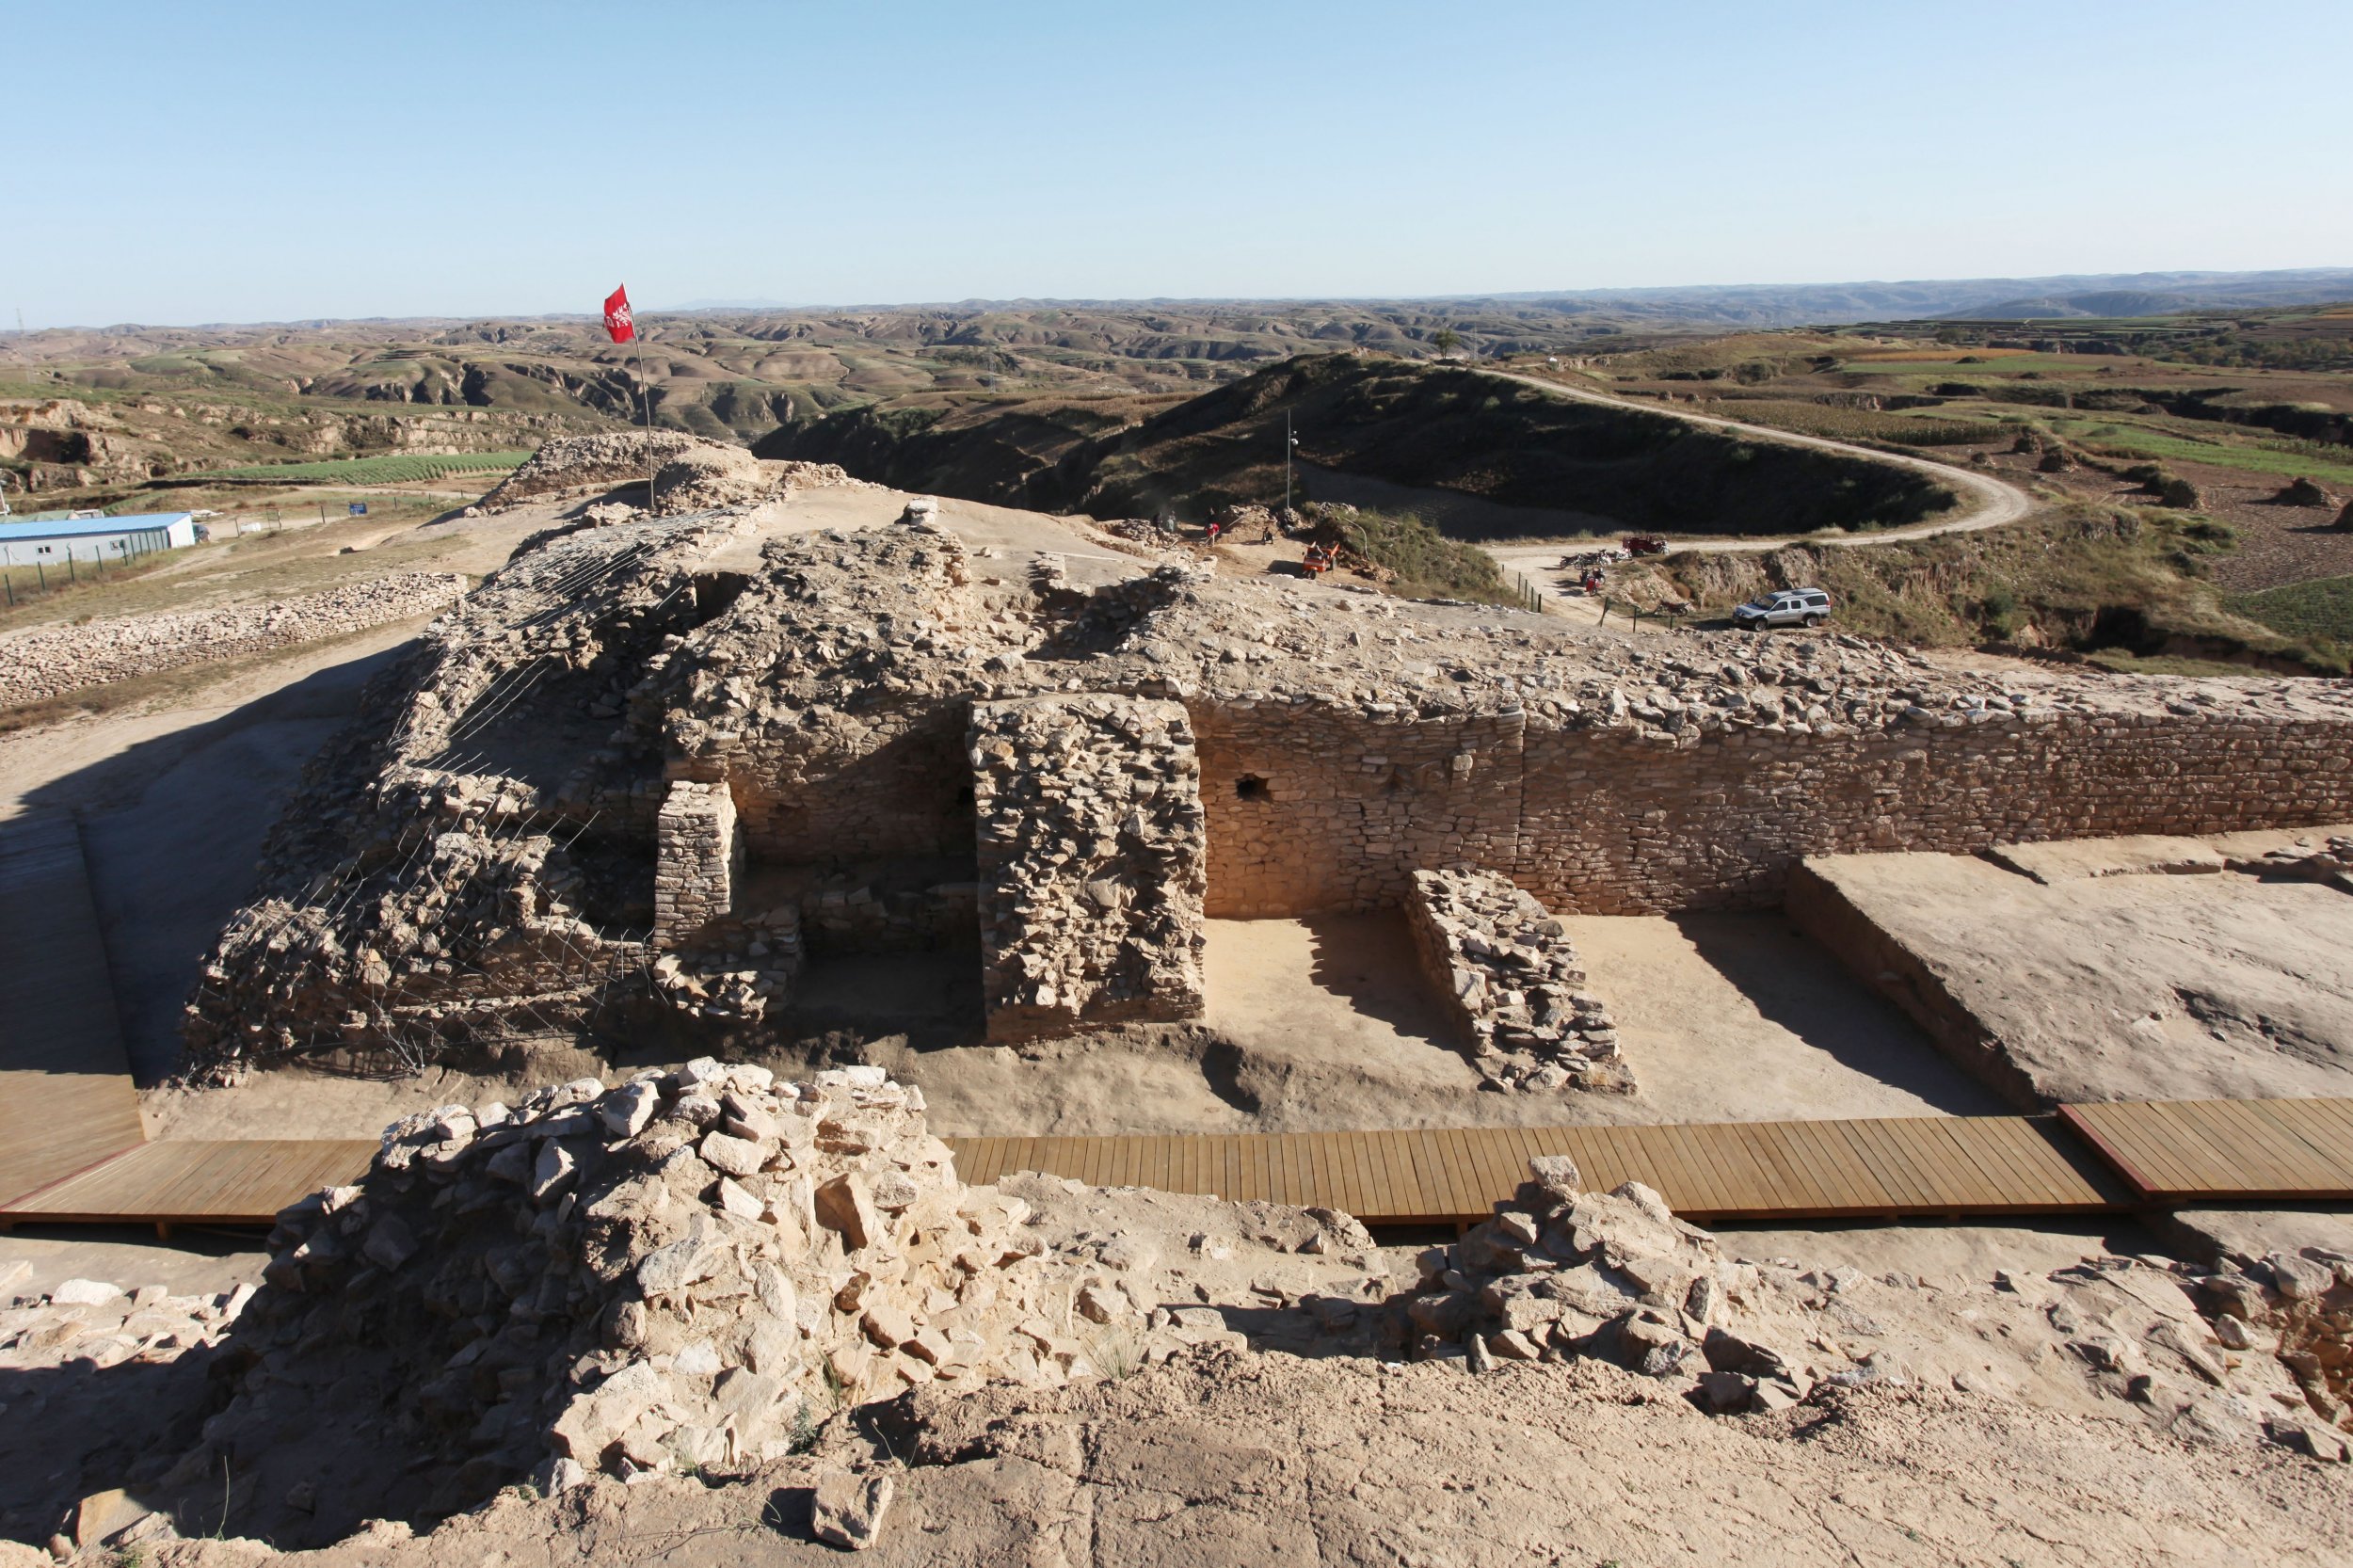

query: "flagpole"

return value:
[628, 324, 655, 512]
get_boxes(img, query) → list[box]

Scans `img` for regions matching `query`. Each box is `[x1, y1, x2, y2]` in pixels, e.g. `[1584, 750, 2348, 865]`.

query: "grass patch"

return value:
[1707, 399, 2005, 446]
[2050, 421, 2353, 486]
[1305, 504, 1513, 603]
[181, 451, 532, 485]
[1640, 501, 2345, 675]
[2224, 575, 2353, 646]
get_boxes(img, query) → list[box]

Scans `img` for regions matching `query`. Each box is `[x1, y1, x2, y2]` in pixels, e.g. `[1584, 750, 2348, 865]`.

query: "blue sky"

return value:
[8, 0, 2347, 327]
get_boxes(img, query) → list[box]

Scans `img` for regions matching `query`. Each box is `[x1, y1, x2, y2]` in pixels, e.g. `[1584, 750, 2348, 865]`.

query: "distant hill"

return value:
[1478, 268, 2353, 328]
[761, 354, 1960, 537]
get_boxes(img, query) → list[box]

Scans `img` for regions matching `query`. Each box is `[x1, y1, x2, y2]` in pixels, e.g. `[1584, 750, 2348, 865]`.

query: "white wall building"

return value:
[0, 512, 200, 568]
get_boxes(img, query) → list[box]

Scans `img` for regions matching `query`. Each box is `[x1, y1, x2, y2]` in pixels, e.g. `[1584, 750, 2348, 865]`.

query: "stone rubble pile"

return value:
[0, 572, 466, 711]
[2197, 1247, 2353, 1442]
[1393, 1156, 2351, 1457]
[477, 432, 711, 511]
[485, 433, 872, 517]
[0, 1276, 258, 1370]
[2231, 834, 2353, 892]
[649, 446, 867, 515]
[194, 1066, 1180, 1536]
[184, 808, 647, 1082]
[1403, 868, 1627, 1092]
[971, 695, 1209, 1041]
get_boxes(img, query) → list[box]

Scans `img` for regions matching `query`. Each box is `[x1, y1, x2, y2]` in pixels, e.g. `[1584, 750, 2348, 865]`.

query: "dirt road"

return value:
[1475, 369, 2035, 595]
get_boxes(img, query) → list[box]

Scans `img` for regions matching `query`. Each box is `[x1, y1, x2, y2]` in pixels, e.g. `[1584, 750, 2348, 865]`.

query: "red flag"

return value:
[602, 284, 635, 344]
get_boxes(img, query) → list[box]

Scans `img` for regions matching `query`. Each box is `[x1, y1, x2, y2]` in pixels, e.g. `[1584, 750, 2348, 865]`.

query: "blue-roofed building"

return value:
[0, 512, 200, 568]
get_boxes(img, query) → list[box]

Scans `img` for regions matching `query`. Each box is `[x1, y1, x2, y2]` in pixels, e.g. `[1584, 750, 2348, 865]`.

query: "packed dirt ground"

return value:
[8, 1067, 2351, 1564]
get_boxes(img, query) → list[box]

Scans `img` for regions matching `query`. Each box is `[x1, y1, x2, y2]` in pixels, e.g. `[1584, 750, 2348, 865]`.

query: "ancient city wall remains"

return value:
[1195, 697, 2353, 917]
[0, 572, 465, 711]
[970, 694, 1208, 1041]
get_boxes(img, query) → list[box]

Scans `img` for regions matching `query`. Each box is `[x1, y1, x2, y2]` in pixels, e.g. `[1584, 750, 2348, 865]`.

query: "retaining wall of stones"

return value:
[1402, 867, 1627, 1093]
[1196, 698, 2353, 917]
[971, 694, 1209, 1042]
[0, 572, 466, 710]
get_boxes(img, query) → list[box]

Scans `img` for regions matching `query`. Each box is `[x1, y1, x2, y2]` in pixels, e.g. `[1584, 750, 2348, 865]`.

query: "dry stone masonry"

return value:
[1403, 867, 1627, 1092]
[0, 572, 465, 711]
[186, 495, 2353, 1080]
[652, 779, 742, 945]
[970, 695, 1208, 1041]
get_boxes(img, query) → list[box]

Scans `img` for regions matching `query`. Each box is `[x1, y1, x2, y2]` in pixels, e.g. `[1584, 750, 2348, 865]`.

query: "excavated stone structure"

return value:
[1403, 867, 1626, 1093]
[479, 430, 868, 517]
[970, 695, 1208, 1042]
[184, 498, 2353, 1083]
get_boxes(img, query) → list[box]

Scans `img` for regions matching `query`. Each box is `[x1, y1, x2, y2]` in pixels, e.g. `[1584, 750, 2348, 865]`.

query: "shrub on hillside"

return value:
[1301, 503, 1510, 603]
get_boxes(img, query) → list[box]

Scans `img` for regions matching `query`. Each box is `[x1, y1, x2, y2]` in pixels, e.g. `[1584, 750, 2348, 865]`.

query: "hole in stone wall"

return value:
[1235, 775, 1270, 802]
[689, 571, 753, 629]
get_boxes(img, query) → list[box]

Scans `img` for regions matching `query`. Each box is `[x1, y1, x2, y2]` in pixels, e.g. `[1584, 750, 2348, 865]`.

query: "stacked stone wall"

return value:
[0, 572, 465, 710]
[1195, 697, 1526, 917]
[717, 705, 977, 868]
[653, 779, 743, 946]
[971, 695, 1208, 1042]
[1193, 700, 2353, 917]
[1402, 867, 1627, 1093]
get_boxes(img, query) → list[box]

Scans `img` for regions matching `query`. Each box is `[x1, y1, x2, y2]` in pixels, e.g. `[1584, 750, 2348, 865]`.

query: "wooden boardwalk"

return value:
[946, 1113, 2133, 1224]
[2, 1103, 2346, 1234]
[2062, 1099, 2353, 1204]
[0, 816, 147, 1210]
[0, 1140, 378, 1228]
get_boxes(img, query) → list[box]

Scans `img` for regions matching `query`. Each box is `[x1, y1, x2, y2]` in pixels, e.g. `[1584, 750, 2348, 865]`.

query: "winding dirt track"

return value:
[1479, 368, 2033, 560]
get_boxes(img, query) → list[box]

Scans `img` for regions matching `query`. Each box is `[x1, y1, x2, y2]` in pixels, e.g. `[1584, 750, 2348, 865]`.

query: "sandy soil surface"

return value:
[1565, 913, 2008, 1122]
[116, 1350, 2351, 1568]
[1804, 850, 2353, 1108]
[148, 908, 2004, 1144]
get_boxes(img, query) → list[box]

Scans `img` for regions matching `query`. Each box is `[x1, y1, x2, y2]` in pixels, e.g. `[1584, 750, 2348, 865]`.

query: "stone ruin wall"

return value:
[1196, 696, 2353, 918]
[970, 694, 1209, 1042]
[652, 780, 743, 946]
[0, 571, 467, 711]
[1401, 867, 1628, 1094]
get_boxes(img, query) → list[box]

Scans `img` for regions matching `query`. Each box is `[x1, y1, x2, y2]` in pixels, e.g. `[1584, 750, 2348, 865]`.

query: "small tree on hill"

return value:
[1431, 328, 1462, 359]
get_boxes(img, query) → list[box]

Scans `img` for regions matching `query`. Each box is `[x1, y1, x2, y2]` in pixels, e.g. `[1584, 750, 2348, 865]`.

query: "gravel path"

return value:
[1475, 369, 2034, 580]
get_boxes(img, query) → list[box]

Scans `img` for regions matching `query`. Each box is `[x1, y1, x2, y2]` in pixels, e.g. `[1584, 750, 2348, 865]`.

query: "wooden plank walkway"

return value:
[3, 1101, 2346, 1232]
[0, 1141, 378, 1228]
[945, 1112, 2134, 1224]
[0, 816, 147, 1209]
[2062, 1100, 2353, 1204]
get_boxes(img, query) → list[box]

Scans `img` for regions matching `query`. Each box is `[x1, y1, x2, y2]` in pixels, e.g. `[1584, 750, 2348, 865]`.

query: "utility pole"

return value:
[1284, 409, 1299, 516]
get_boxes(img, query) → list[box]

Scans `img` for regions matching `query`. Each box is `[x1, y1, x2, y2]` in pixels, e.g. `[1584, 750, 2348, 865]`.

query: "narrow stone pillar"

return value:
[652, 778, 742, 947]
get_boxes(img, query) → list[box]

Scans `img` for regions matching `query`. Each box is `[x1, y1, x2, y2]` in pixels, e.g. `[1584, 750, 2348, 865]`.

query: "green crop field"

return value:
[1711, 399, 2005, 446]
[2050, 421, 2353, 485]
[2224, 575, 2353, 646]
[184, 451, 533, 485]
[1835, 355, 2092, 376]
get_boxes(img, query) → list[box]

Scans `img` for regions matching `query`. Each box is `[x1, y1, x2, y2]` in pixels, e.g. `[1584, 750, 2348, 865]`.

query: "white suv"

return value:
[1732, 587, 1832, 630]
